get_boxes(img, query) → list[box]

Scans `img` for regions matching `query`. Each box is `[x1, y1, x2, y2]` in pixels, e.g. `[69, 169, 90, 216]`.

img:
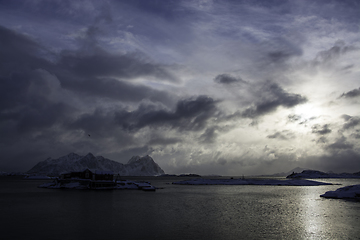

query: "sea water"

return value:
[1, 176, 359, 240]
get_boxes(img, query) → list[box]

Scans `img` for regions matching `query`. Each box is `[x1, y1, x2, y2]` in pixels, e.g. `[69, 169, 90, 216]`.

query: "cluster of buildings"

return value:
[59, 169, 117, 189]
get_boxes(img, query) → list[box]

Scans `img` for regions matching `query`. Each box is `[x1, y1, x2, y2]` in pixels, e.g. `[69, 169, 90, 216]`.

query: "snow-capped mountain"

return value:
[27, 153, 165, 176]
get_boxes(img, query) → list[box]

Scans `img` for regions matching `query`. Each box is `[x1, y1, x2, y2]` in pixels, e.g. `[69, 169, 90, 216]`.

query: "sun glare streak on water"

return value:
[300, 186, 326, 239]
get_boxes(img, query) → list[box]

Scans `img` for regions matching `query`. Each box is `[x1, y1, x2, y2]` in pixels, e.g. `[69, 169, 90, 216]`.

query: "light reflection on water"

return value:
[298, 179, 360, 240]
[0, 177, 360, 239]
[300, 186, 326, 239]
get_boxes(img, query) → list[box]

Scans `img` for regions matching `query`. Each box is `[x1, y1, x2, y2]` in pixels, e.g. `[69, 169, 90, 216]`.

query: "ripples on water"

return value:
[0, 177, 359, 240]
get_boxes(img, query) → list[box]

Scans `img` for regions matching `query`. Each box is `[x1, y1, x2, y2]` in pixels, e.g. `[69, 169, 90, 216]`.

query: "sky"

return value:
[0, 0, 359, 175]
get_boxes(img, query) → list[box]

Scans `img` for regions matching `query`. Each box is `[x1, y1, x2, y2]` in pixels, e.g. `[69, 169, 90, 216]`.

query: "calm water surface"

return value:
[0, 176, 359, 240]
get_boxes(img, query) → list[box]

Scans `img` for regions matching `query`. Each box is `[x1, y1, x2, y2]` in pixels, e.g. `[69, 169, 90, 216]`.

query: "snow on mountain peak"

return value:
[127, 155, 154, 164]
[27, 153, 165, 176]
[128, 156, 141, 164]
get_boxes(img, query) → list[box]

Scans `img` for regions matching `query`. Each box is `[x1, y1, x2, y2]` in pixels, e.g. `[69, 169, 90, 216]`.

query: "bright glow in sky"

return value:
[0, 0, 359, 175]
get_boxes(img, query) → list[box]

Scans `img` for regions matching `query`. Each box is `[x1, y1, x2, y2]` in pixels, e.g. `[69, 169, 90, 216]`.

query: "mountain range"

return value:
[255, 167, 309, 177]
[27, 153, 165, 177]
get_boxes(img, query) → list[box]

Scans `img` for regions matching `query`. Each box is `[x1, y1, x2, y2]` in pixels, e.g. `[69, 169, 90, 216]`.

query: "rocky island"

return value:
[286, 170, 360, 179]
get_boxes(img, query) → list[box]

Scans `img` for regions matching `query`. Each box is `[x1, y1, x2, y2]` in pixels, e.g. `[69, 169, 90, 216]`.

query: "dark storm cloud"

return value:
[294, 148, 360, 173]
[260, 36, 303, 67]
[121, 0, 187, 21]
[287, 114, 301, 122]
[340, 114, 352, 121]
[267, 130, 295, 140]
[217, 158, 227, 166]
[311, 124, 332, 135]
[52, 24, 178, 102]
[199, 127, 219, 144]
[0, 26, 75, 134]
[339, 87, 360, 99]
[67, 108, 115, 135]
[315, 41, 357, 63]
[0, 24, 183, 170]
[0, 0, 111, 22]
[316, 136, 328, 144]
[0, 26, 42, 59]
[0, 26, 53, 81]
[326, 136, 353, 150]
[350, 131, 360, 139]
[108, 145, 151, 163]
[214, 74, 246, 85]
[114, 95, 220, 131]
[241, 82, 307, 118]
[267, 132, 286, 140]
[59, 50, 177, 82]
[70, 95, 220, 134]
[0, 24, 176, 96]
[287, 114, 316, 125]
[1, 0, 359, 175]
[341, 64, 354, 71]
[267, 50, 298, 63]
[319, 150, 360, 172]
[341, 115, 360, 130]
[17, 102, 73, 133]
[0, 23, 176, 114]
[58, 75, 173, 103]
[147, 137, 182, 146]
